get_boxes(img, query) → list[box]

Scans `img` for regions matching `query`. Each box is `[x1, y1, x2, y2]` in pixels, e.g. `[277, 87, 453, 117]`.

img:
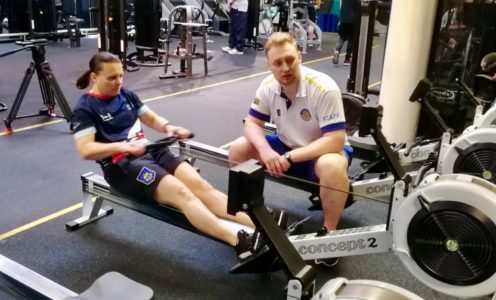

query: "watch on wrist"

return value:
[284, 152, 293, 164]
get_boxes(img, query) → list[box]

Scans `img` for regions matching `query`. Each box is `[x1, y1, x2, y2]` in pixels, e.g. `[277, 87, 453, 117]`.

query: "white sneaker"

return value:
[222, 46, 233, 53]
[228, 48, 244, 55]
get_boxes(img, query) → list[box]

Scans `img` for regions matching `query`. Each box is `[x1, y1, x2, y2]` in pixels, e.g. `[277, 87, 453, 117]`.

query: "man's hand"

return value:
[260, 149, 291, 177]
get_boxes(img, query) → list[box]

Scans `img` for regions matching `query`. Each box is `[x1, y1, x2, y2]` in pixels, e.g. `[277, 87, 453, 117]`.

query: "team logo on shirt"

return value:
[99, 113, 113, 122]
[300, 109, 312, 121]
[136, 167, 156, 185]
[253, 98, 260, 105]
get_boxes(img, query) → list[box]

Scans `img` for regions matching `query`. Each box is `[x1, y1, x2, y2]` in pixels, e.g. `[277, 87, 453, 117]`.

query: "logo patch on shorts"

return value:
[136, 167, 156, 185]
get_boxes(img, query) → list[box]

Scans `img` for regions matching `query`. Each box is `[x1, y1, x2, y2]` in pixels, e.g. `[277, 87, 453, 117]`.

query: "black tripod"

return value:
[0, 40, 72, 133]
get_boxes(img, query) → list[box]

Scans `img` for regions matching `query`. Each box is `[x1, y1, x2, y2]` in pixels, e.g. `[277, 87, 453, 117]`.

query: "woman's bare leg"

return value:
[174, 162, 254, 228]
[154, 174, 238, 246]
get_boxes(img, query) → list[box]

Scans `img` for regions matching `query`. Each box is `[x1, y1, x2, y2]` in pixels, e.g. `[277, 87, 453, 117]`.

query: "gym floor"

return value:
[0, 33, 486, 300]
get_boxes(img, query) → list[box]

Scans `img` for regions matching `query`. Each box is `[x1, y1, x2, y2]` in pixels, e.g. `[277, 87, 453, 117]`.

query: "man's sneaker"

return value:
[343, 59, 352, 66]
[314, 257, 339, 268]
[332, 51, 339, 64]
[228, 48, 244, 55]
[235, 230, 253, 259]
[222, 46, 233, 53]
[313, 226, 338, 267]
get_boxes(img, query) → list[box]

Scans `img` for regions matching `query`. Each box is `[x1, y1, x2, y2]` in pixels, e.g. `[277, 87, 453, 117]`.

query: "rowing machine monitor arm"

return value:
[359, 103, 412, 193]
[227, 160, 317, 299]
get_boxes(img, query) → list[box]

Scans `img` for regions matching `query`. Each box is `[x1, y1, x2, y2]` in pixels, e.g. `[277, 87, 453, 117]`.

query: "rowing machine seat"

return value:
[342, 92, 367, 136]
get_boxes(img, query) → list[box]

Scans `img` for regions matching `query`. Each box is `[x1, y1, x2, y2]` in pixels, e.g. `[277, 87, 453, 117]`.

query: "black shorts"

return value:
[103, 148, 187, 202]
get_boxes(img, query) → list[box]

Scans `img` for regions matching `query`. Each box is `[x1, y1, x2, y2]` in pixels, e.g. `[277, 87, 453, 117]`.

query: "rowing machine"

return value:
[346, 79, 496, 195]
[67, 135, 254, 243]
[470, 102, 496, 129]
[437, 125, 496, 184]
[226, 103, 496, 299]
[178, 135, 423, 204]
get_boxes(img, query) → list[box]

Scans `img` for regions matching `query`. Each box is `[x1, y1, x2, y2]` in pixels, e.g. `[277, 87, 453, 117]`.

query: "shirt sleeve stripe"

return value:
[137, 105, 150, 116]
[321, 122, 346, 133]
[74, 127, 97, 140]
[249, 108, 271, 122]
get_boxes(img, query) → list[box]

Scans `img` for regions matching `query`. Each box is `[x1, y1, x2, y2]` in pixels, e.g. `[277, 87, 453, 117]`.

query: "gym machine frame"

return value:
[288, 0, 322, 54]
[95, 0, 138, 72]
[347, 0, 378, 96]
[160, 5, 210, 79]
[0, 39, 71, 133]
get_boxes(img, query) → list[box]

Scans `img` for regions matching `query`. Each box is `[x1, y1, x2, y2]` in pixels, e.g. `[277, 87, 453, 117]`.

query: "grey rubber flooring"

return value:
[0, 33, 488, 300]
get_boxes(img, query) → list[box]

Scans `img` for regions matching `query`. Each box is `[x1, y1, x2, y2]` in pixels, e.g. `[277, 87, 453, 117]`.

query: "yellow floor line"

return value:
[141, 55, 341, 104]
[0, 119, 64, 137]
[0, 50, 381, 136]
[0, 203, 82, 241]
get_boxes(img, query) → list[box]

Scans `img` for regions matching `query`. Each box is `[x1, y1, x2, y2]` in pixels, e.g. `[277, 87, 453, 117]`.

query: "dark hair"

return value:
[76, 51, 121, 89]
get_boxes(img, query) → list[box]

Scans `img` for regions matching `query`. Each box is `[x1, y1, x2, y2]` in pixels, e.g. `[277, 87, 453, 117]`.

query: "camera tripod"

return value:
[0, 40, 72, 134]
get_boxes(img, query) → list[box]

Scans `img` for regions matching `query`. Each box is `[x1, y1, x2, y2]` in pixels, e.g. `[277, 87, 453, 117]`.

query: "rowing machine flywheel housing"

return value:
[438, 126, 496, 184]
[392, 173, 496, 298]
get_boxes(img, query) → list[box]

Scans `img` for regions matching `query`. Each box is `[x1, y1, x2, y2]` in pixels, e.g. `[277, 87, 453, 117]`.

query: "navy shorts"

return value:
[265, 134, 353, 181]
[103, 148, 187, 202]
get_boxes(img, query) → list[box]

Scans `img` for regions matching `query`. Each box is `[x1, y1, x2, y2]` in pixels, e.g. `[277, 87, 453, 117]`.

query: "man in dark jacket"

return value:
[332, 0, 359, 66]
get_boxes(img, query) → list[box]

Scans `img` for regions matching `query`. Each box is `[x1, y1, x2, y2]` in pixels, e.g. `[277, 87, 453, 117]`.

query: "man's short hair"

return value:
[264, 32, 298, 56]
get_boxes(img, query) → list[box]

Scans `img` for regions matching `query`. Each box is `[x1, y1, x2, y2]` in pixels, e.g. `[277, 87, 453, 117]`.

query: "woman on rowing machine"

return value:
[71, 51, 254, 256]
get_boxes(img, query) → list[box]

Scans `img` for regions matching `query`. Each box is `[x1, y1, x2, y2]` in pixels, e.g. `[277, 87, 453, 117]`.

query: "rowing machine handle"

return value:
[145, 133, 195, 151]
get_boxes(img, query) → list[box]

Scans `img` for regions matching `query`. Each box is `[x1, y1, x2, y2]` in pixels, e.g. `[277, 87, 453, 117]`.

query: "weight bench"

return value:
[0, 254, 153, 300]
[66, 173, 252, 241]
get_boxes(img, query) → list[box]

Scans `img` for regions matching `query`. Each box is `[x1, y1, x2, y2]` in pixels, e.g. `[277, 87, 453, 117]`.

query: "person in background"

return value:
[439, 0, 467, 57]
[222, 0, 248, 55]
[332, 0, 359, 66]
[0, 0, 8, 33]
